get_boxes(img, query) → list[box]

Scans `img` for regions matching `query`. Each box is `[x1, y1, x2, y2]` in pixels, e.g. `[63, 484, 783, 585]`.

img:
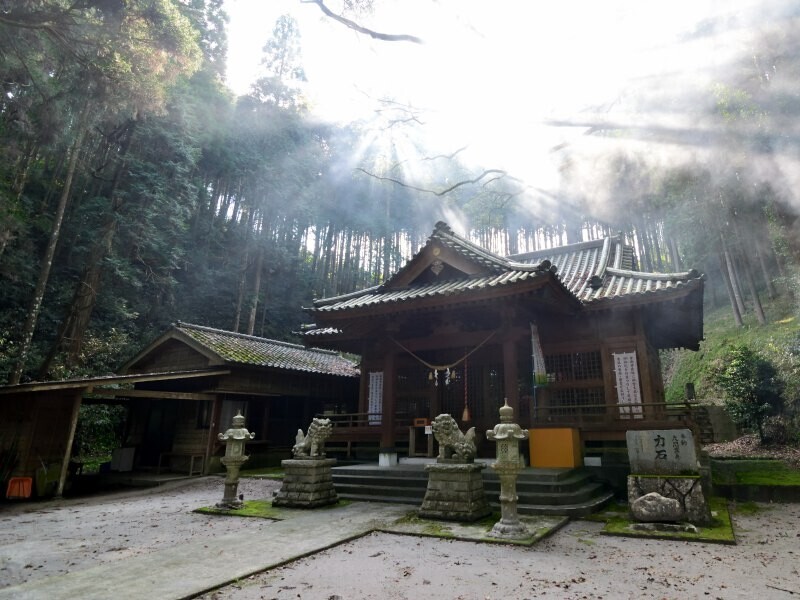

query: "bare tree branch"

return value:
[421, 146, 469, 162]
[356, 167, 514, 196]
[302, 0, 423, 44]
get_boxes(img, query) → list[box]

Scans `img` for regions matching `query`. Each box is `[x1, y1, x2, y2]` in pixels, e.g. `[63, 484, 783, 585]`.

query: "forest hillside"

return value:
[2, 0, 800, 444]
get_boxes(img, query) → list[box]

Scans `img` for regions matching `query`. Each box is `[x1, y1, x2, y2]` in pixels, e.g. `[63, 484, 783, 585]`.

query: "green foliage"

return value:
[73, 404, 127, 461]
[709, 344, 782, 440]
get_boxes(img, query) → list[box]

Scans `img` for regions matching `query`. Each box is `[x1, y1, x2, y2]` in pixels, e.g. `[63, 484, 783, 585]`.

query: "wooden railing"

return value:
[315, 412, 414, 429]
[526, 401, 696, 430]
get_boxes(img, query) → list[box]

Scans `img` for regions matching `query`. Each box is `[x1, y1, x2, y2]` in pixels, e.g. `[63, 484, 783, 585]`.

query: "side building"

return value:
[0, 323, 359, 496]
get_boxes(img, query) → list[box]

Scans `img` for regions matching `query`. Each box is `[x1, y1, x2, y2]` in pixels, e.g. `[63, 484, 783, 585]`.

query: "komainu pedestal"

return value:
[418, 462, 491, 522]
[272, 458, 339, 508]
[419, 414, 490, 522]
[272, 418, 338, 508]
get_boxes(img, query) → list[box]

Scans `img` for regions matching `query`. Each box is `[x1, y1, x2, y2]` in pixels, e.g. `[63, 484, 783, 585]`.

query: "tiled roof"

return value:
[311, 222, 701, 314]
[176, 323, 359, 377]
[311, 267, 557, 313]
[312, 222, 559, 313]
[510, 236, 702, 304]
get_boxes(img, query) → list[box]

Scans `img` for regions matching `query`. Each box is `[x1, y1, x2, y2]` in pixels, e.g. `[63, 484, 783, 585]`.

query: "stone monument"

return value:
[272, 418, 339, 508]
[486, 399, 530, 539]
[216, 411, 255, 509]
[626, 429, 712, 526]
[418, 414, 491, 522]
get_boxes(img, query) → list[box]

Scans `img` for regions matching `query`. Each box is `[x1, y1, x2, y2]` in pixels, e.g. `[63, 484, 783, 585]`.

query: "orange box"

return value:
[528, 428, 582, 468]
[413, 418, 430, 427]
[6, 477, 33, 499]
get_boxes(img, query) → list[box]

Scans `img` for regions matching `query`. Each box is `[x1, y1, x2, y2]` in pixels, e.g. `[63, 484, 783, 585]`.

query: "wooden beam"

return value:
[209, 389, 281, 397]
[0, 369, 231, 395]
[87, 389, 217, 401]
[56, 391, 82, 498]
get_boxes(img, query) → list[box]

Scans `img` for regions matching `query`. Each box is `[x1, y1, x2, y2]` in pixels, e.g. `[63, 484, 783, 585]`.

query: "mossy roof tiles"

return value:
[176, 323, 359, 377]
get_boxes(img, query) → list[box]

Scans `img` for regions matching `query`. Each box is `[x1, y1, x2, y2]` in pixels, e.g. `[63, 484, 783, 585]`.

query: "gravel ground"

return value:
[0, 476, 281, 589]
[198, 504, 800, 600]
[1, 476, 799, 600]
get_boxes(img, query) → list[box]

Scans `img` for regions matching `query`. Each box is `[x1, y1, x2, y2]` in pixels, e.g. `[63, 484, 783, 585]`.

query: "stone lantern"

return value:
[486, 399, 529, 539]
[216, 411, 254, 509]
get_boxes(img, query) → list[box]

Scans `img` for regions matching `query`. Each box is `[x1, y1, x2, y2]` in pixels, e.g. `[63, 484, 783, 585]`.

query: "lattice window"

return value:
[396, 367, 431, 420]
[544, 350, 602, 382]
[548, 387, 606, 416]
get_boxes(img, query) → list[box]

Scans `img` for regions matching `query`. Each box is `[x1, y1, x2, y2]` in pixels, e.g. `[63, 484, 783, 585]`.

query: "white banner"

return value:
[613, 351, 643, 419]
[368, 371, 384, 425]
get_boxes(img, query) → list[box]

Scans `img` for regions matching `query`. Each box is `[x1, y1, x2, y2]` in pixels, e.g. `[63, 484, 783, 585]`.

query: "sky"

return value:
[223, 0, 799, 214]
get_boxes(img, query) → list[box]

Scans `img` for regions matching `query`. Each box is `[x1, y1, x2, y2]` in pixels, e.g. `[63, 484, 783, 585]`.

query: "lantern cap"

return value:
[499, 399, 513, 422]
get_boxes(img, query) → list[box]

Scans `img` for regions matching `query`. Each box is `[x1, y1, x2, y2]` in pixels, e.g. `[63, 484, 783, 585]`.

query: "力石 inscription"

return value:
[626, 429, 698, 475]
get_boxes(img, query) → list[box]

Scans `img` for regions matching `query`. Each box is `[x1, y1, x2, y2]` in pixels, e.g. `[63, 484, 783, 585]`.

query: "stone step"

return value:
[483, 472, 594, 494]
[336, 482, 427, 501]
[516, 490, 615, 517]
[332, 465, 614, 517]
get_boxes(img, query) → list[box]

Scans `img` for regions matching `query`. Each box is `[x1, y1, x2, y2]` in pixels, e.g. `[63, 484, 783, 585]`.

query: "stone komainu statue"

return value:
[431, 414, 476, 462]
[292, 417, 333, 458]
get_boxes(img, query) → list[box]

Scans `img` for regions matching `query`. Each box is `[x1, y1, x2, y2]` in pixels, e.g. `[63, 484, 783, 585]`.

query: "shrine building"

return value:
[302, 221, 704, 467]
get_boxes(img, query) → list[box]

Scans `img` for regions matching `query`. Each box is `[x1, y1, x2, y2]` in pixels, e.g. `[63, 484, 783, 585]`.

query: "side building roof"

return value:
[123, 322, 360, 378]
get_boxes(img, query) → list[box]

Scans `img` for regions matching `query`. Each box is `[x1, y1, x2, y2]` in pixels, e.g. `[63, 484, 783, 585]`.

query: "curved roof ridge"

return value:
[311, 285, 383, 308]
[431, 221, 511, 270]
[604, 267, 701, 281]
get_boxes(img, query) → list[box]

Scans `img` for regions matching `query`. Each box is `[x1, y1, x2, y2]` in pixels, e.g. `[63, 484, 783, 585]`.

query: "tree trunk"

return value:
[10, 103, 91, 384]
[721, 236, 746, 318]
[740, 252, 767, 325]
[718, 252, 744, 327]
[246, 244, 264, 336]
[38, 118, 138, 375]
[668, 237, 682, 271]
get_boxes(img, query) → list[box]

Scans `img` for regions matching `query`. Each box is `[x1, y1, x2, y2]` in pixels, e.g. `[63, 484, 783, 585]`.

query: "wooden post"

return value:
[204, 395, 222, 474]
[380, 351, 397, 451]
[56, 390, 83, 498]
[203, 394, 225, 475]
[503, 338, 519, 414]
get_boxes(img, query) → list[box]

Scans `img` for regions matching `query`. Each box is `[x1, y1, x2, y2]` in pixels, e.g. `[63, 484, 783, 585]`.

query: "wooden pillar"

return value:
[380, 351, 397, 451]
[634, 310, 657, 418]
[503, 338, 519, 414]
[205, 395, 223, 474]
[56, 390, 83, 498]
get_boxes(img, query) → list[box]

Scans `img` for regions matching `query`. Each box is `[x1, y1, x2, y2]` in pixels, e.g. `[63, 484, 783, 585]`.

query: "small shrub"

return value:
[710, 344, 783, 441]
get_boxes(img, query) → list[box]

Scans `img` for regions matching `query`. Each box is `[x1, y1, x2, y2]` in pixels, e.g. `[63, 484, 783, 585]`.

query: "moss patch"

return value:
[712, 459, 800, 486]
[599, 497, 735, 544]
[239, 467, 284, 480]
[381, 511, 568, 546]
[195, 498, 351, 520]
